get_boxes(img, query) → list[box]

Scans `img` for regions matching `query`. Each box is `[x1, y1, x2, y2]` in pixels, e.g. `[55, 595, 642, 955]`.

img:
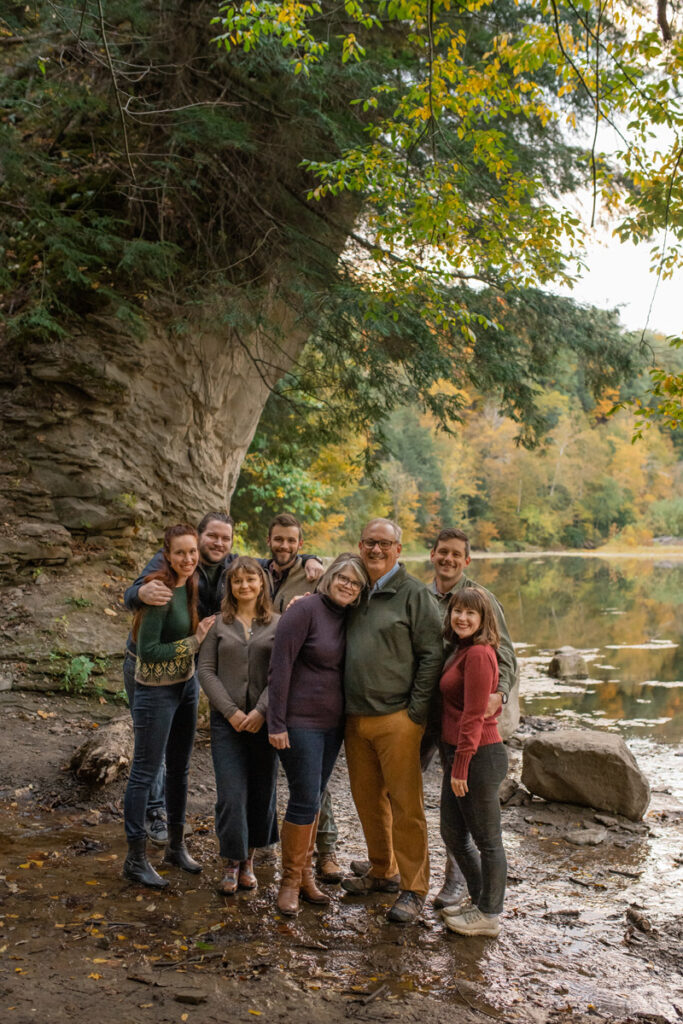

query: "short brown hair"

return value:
[268, 513, 302, 540]
[432, 528, 470, 559]
[221, 557, 274, 624]
[443, 586, 499, 648]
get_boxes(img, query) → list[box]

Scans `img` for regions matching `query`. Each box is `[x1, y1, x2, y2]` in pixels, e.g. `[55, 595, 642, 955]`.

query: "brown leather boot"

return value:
[300, 814, 330, 906]
[277, 820, 310, 916]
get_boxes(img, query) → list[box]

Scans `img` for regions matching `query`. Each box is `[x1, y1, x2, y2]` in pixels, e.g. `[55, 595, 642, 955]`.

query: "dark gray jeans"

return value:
[440, 741, 508, 915]
[123, 675, 198, 842]
[123, 652, 165, 817]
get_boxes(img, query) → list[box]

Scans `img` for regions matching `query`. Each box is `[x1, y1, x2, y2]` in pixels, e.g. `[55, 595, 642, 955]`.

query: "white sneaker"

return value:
[443, 905, 501, 937]
[441, 896, 474, 919]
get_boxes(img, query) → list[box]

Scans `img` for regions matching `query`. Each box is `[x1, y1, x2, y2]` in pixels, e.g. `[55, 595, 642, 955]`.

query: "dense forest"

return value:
[232, 331, 683, 552]
[1, 1, 682, 551]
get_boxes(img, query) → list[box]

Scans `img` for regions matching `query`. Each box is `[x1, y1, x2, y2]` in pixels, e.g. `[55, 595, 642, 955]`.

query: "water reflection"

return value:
[409, 555, 683, 743]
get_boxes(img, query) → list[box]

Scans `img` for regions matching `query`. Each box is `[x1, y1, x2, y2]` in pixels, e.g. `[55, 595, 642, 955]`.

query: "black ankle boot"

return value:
[123, 838, 169, 889]
[164, 825, 201, 874]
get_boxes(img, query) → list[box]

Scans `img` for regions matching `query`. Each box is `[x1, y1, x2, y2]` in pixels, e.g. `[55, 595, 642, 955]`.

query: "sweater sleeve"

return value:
[197, 622, 239, 720]
[491, 595, 517, 698]
[267, 598, 313, 734]
[123, 550, 166, 611]
[452, 646, 497, 781]
[406, 587, 445, 725]
[136, 603, 199, 663]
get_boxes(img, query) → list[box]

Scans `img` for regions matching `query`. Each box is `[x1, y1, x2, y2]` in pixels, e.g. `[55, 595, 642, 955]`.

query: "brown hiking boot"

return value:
[316, 852, 343, 884]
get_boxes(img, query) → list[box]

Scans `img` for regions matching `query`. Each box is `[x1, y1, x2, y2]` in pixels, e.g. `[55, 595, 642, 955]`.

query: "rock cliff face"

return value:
[0, 292, 309, 570]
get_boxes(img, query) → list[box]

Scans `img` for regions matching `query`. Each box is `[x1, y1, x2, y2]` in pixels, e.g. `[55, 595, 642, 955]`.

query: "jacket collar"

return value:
[370, 562, 406, 596]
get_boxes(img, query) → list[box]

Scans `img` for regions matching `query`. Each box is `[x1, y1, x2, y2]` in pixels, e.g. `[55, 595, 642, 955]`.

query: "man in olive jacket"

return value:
[341, 518, 443, 924]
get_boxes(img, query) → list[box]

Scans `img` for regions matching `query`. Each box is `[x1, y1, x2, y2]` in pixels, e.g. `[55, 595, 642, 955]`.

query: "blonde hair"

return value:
[316, 553, 369, 605]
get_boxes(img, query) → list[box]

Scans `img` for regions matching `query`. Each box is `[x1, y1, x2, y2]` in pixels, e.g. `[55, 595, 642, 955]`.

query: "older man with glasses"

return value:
[341, 518, 443, 924]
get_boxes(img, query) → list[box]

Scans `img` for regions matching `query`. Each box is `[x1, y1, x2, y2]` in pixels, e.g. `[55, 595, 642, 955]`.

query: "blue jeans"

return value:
[278, 725, 344, 826]
[123, 676, 198, 842]
[123, 652, 165, 817]
[210, 709, 279, 861]
[440, 741, 508, 915]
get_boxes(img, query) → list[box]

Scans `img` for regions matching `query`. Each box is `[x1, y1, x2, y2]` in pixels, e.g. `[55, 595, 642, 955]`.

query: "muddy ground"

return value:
[1, 692, 682, 1024]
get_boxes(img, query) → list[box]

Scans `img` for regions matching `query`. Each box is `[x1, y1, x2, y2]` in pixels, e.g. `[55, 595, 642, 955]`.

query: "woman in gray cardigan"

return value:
[197, 557, 280, 895]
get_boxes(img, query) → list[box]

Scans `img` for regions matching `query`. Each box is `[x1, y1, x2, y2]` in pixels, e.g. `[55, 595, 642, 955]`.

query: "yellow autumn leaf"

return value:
[88, 972, 102, 980]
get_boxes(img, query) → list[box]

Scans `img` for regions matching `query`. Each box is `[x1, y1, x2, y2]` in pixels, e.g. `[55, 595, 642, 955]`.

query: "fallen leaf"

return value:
[248, 1012, 262, 1017]
[103, 608, 117, 616]
[88, 972, 102, 980]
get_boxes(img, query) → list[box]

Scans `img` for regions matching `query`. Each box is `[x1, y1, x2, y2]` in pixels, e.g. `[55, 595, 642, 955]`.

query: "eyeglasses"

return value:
[335, 573, 363, 592]
[360, 538, 396, 551]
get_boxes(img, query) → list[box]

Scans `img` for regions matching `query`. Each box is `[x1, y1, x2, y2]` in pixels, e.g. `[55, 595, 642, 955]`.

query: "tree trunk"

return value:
[69, 716, 134, 787]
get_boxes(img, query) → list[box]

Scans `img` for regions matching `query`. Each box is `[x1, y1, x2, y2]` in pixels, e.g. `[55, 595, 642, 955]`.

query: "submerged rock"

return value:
[521, 729, 651, 821]
[547, 646, 589, 680]
[564, 827, 607, 846]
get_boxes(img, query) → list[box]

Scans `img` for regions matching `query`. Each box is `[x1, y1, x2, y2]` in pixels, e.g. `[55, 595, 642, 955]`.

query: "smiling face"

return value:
[267, 525, 303, 569]
[359, 520, 401, 584]
[450, 603, 482, 641]
[328, 568, 364, 607]
[230, 569, 263, 607]
[198, 519, 233, 564]
[167, 534, 199, 582]
[430, 537, 471, 593]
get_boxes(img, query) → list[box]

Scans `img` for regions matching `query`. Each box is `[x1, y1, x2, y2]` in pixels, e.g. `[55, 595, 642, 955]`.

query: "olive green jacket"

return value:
[344, 565, 444, 724]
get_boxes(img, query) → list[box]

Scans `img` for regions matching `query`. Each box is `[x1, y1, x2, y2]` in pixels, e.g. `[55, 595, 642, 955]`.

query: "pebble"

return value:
[564, 827, 607, 846]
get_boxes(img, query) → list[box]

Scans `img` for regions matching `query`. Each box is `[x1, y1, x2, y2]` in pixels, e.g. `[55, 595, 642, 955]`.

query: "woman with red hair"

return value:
[123, 524, 215, 889]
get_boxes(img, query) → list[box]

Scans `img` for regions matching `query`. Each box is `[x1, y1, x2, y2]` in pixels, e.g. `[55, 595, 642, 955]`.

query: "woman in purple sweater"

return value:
[268, 552, 369, 916]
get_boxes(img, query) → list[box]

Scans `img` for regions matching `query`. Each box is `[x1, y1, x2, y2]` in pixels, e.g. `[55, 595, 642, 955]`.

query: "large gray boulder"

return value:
[521, 729, 650, 821]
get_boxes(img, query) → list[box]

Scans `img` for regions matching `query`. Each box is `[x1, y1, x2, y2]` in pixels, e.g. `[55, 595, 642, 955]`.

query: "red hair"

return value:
[132, 524, 199, 640]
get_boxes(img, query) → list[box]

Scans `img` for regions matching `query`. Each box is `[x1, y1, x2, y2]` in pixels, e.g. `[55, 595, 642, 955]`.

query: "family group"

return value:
[121, 512, 517, 937]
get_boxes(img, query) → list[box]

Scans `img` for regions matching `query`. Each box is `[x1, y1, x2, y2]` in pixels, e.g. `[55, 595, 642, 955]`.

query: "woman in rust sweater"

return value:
[438, 587, 508, 938]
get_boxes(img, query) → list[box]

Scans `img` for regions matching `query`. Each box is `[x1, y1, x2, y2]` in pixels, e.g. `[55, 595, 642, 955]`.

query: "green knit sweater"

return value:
[134, 584, 199, 686]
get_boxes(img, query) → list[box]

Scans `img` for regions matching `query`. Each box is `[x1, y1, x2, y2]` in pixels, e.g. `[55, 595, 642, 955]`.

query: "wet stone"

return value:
[499, 777, 519, 804]
[524, 812, 558, 826]
[564, 827, 608, 846]
[594, 813, 619, 827]
[173, 990, 208, 1005]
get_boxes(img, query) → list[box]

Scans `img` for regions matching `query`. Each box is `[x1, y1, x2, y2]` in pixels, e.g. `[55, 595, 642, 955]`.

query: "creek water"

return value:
[410, 553, 683, 798]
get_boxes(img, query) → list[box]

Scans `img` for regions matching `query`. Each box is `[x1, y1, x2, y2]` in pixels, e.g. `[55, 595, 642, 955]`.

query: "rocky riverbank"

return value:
[1, 691, 682, 1024]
